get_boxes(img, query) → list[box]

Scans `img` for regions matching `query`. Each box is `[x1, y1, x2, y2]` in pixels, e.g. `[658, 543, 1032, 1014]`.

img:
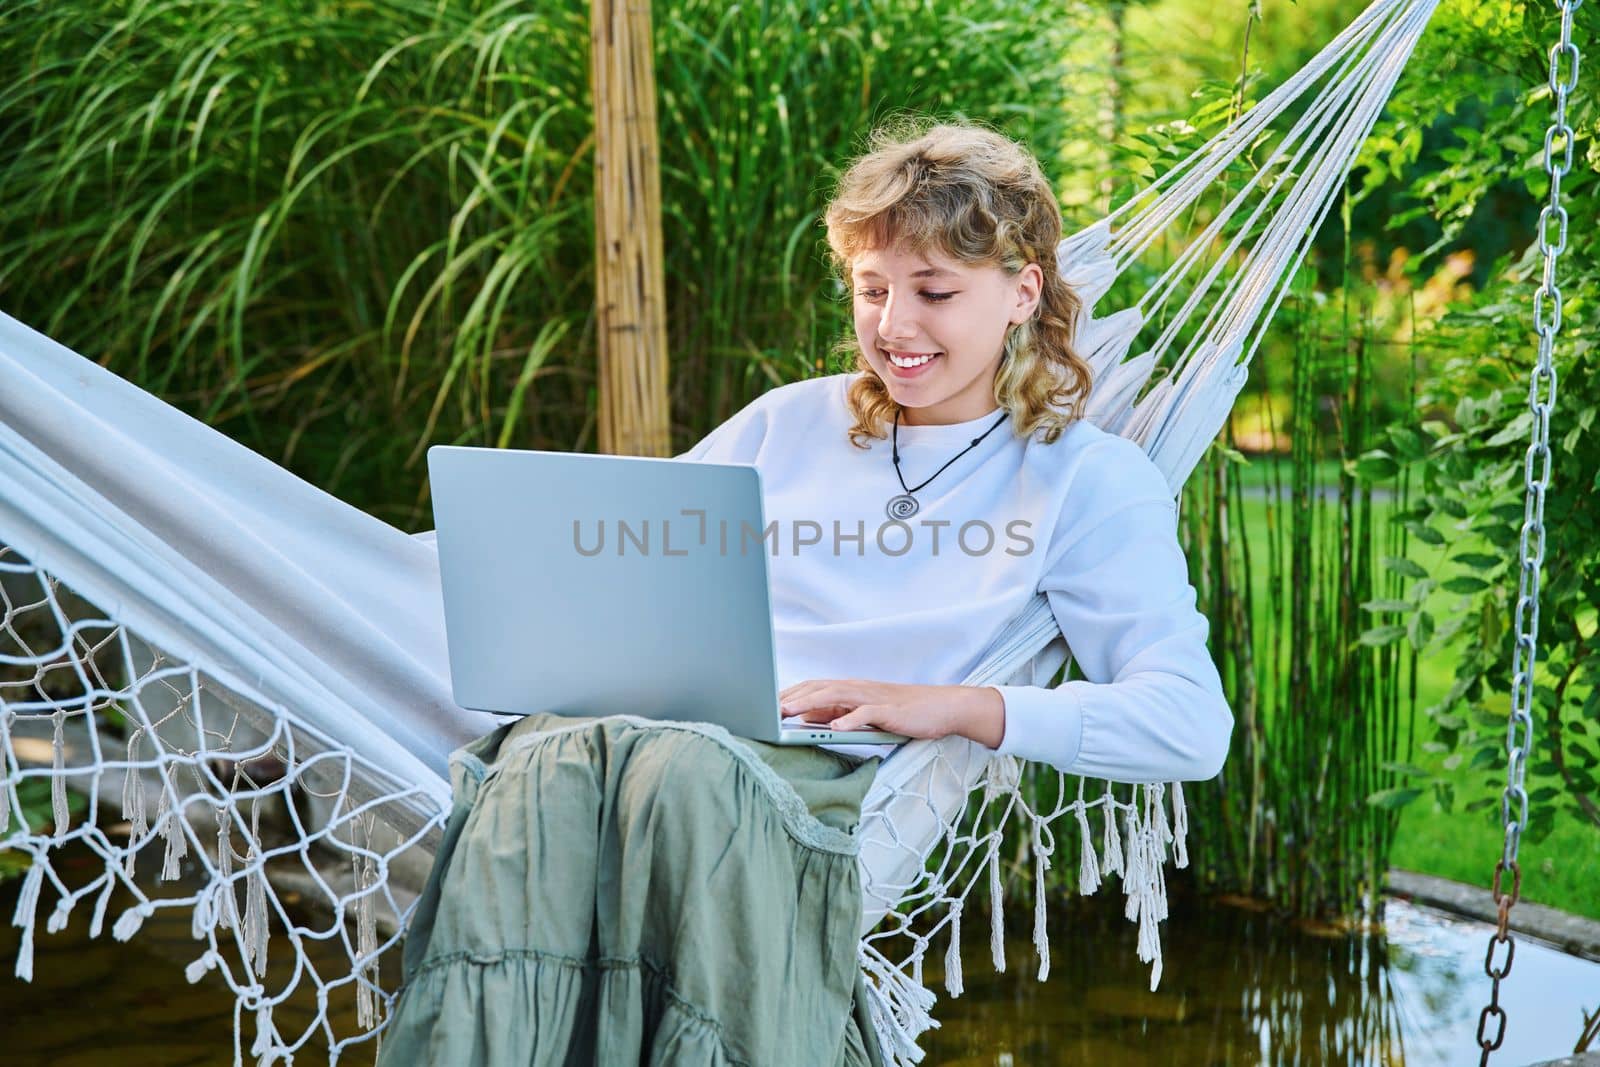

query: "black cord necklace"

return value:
[887, 407, 1011, 520]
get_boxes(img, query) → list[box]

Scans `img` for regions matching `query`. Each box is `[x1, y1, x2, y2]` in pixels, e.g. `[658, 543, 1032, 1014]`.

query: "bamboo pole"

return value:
[590, 0, 670, 456]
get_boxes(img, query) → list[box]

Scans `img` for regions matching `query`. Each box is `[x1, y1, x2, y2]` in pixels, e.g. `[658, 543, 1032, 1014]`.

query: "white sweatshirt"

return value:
[676, 372, 1232, 782]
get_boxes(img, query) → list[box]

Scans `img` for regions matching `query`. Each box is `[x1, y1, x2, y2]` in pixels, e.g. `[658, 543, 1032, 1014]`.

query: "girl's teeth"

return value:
[888, 351, 938, 367]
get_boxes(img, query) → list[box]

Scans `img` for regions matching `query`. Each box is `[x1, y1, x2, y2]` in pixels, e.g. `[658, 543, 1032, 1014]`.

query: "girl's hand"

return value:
[778, 679, 1006, 746]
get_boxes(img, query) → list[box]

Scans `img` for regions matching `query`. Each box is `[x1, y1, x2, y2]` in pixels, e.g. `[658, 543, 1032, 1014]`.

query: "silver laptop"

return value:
[426, 446, 910, 746]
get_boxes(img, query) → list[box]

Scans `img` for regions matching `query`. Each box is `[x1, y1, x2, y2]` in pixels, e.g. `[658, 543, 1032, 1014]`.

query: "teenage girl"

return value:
[378, 117, 1232, 1067]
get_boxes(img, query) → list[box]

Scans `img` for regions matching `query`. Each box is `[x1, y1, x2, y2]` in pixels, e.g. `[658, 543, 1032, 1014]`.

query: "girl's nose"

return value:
[878, 293, 917, 341]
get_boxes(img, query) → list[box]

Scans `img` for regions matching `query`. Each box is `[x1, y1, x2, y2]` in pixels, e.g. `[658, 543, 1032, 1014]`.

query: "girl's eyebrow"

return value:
[853, 267, 959, 280]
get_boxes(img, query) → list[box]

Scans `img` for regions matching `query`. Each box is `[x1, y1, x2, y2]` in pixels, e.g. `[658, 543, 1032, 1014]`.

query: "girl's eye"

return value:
[856, 289, 956, 303]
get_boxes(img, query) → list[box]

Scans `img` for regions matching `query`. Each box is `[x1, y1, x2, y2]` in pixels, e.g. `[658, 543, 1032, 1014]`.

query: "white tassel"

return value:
[244, 808, 269, 977]
[12, 862, 43, 981]
[50, 710, 68, 832]
[46, 895, 72, 934]
[1032, 869, 1050, 982]
[1135, 882, 1160, 963]
[1123, 803, 1146, 923]
[191, 882, 217, 941]
[163, 826, 187, 881]
[1135, 867, 1164, 996]
[159, 792, 187, 881]
[1101, 787, 1125, 878]
[122, 733, 147, 879]
[1172, 781, 1190, 868]
[89, 877, 113, 938]
[112, 900, 154, 942]
[1030, 818, 1052, 981]
[121, 731, 147, 835]
[860, 966, 931, 1066]
[980, 754, 1020, 805]
[1149, 783, 1172, 865]
[353, 813, 379, 1030]
[1142, 785, 1175, 986]
[1146, 788, 1169, 931]
[249, 1000, 277, 1061]
[1074, 803, 1101, 896]
[244, 866, 268, 978]
[0, 712, 12, 833]
[859, 946, 936, 1065]
[1129, 804, 1153, 946]
[988, 845, 1006, 974]
[185, 950, 218, 984]
[1152, 850, 1170, 923]
[942, 901, 964, 997]
[215, 807, 237, 933]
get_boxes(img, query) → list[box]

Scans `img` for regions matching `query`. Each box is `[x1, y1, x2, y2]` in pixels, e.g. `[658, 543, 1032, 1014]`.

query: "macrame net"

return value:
[0, 0, 1439, 1062]
[0, 551, 448, 1063]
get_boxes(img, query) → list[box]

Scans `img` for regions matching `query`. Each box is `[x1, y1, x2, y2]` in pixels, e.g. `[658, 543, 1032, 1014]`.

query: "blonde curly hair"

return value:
[822, 116, 1091, 448]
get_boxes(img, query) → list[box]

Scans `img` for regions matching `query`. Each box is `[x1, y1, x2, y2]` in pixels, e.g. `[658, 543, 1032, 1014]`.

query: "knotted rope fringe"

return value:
[857, 766, 1193, 1067]
[1, 574, 445, 1064]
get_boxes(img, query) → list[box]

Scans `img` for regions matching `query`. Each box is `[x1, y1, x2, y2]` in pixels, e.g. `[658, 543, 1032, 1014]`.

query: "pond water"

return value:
[917, 889, 1599, 1066]
[1, 850, 1595, 1065]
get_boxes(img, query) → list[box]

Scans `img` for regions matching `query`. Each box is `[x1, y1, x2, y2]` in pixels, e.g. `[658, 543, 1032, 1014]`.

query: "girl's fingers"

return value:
[833, 704, 888, 731]
[779, 684, 818, 706]
[780, 678, 860, 702]
[780, 680, 896, 723]
[781, 682, 842, 711]
[801, 705, 849, 722]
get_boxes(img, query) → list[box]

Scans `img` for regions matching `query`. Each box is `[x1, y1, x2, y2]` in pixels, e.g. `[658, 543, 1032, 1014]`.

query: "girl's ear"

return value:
[1011, 262, 1044, 324]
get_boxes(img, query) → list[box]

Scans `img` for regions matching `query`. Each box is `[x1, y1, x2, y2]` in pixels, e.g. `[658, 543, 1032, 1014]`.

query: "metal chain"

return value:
[1476, 1, 1582, 1059]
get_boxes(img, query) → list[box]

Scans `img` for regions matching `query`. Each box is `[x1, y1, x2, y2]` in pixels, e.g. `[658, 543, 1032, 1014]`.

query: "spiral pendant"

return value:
[886, 493, 919, 520]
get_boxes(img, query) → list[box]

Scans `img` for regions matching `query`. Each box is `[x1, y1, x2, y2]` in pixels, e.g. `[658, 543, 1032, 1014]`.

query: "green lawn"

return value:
[1227, 463, 1599, 921]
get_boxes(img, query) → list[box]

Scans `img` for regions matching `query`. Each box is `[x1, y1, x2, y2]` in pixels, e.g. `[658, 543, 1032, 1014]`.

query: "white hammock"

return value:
[0, 0, 1439, 1061]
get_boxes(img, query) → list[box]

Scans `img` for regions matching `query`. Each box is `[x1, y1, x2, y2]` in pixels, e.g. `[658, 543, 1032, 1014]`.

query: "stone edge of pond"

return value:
[1386, 868, 1600, 964]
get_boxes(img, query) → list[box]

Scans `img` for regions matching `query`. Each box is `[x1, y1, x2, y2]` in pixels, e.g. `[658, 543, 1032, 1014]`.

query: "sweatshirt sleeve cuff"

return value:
[991, 683, 1085, 772]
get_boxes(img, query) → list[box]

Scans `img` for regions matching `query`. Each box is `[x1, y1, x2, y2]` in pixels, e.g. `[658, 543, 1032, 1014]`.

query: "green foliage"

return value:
[0, 780, 89, 885]
[1359, 329, 1600, 841]
[1350, 0, 1599, 843]
[1348, 0, 1598, 288]
[0, 0, 1096, 529]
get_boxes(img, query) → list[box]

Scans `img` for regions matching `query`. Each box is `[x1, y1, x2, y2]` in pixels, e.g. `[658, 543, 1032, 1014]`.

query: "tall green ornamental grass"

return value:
[0, 0, 1093, 528]
[1175, 263, 1421, 919]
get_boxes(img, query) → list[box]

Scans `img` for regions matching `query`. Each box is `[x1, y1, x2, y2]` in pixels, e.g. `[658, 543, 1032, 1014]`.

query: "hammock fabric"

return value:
[0, 0, 1440, 1061]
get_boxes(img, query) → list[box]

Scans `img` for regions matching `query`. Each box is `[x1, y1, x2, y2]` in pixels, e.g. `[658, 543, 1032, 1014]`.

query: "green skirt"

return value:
[376, 712, 887, 1067]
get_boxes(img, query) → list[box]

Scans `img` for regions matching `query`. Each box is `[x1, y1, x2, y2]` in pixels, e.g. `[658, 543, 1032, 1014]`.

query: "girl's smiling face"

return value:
[852, 243, 1043, 426]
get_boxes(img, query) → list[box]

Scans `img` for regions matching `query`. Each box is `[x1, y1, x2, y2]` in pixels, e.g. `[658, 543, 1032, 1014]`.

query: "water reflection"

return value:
[2, 852, 1595, 1064]
[918, 888, 1599, 1066]
[0, 841, 397, 1065]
